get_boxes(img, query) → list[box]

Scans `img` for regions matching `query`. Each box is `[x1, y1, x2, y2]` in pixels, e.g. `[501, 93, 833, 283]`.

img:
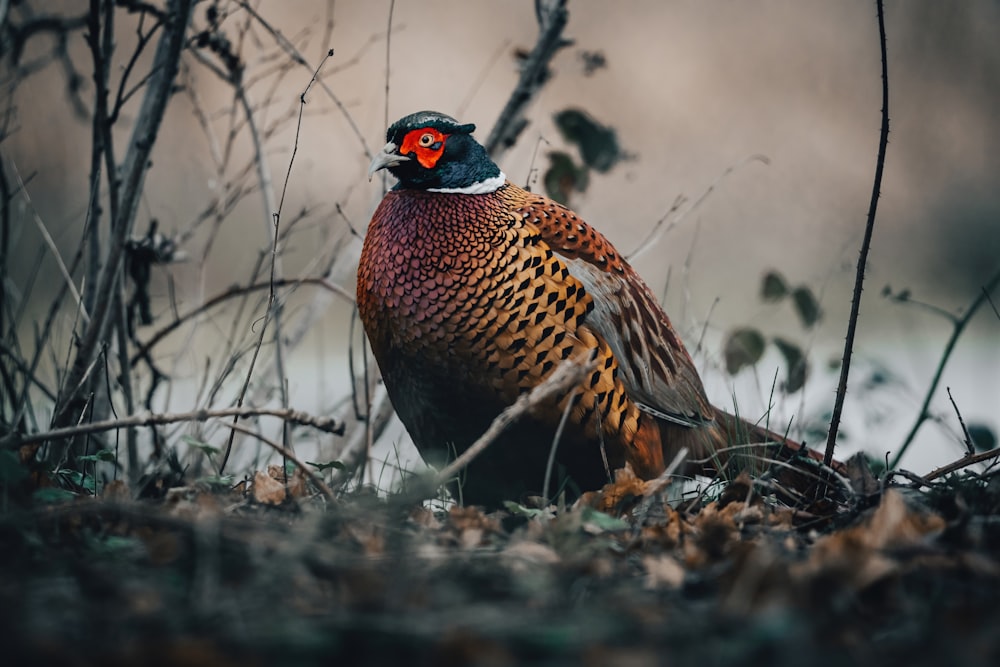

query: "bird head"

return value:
[368, 111, 505, 193]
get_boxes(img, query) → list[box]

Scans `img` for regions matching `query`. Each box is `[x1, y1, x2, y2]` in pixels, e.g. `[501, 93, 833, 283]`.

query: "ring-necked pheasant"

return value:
[358, 110, 833, 506]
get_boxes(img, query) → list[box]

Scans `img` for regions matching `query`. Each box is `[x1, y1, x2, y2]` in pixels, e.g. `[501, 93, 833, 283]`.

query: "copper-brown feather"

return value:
[358, 178, 829, 506]
[358, 111, 837, 505]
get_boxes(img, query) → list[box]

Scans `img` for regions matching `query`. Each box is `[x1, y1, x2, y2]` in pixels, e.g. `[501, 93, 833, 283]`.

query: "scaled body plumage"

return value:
[358, 111, 824, 505]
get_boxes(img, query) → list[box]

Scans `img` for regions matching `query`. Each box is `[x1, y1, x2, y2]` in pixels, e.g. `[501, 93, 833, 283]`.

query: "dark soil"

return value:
[3, 468, 1000, 667]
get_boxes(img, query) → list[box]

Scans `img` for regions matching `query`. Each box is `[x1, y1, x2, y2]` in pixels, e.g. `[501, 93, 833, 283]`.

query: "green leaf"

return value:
[78, 449, 117, 464]
[197, 475, 235, 489]
[503, 500, 550, 519]
[578, 506, 629, 532]
[58, 469, 97, 494]
[33, 487, 78, 504]
[760, 270, 789, 301]
[543, 151, 589, 205]
[723, 327, 767, 374]
[90, 535, 144, 557]
[791, 286, 822, 328]
[968, 424, 997, 452]
[0, 450, 28, 484]
[771, 337, 808, 393]
[553, 108, 622, 173]
[182, 435, 220, 457]
[307, 460, 345, 471]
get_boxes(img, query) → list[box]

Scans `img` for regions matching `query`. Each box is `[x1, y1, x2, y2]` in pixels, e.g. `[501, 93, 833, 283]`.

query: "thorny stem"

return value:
[824, 0, 888, 467]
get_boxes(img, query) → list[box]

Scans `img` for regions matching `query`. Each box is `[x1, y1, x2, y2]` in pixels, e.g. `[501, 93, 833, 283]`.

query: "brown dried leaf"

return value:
[253, 470, 286, 505]
[410, 506, 442, 529]
[846, 452, 880, 496]
[643, 554, 685, 589]
[587, 465, 649, 514]
[718, 471, 754, 508]
[135, 526, 181, 566]
[639, 507, 685, 550]
[448, 505, 501, 548]
[344, 522, 385, 556]
[686, 502, 740, 568]
[503, 540, 561, 571]
[864, 489, 945, 550]
[798, 490, 946, 591]
[102, 479, 131, 502]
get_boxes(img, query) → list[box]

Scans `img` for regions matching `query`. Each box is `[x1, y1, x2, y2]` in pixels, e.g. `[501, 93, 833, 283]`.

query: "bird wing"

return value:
[510, 186, 715, 427]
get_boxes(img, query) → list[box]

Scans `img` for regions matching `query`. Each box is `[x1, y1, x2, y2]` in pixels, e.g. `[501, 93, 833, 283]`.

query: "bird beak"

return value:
[368, 142, 410, 180]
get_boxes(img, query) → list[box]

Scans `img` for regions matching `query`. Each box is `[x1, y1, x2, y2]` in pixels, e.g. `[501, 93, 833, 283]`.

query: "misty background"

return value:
[4, 0, 998, 478]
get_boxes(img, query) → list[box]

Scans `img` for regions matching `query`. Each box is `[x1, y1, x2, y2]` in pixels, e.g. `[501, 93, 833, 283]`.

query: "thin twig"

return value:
[824, 0, 889, 467]
[542, 384, 579, 504]
[429, 354, 594, 494]
[923, 446, 1000, 482]
[220, 421, 336, 501]
[889, 265, 1000, 468]
[217, 259, 274, 475]
[53, 0, 195, 428]
[946, 387, 975, 456]
[6, 157, 89, 323]
[984, 285, 1000, 321]
[644, 447, 690, 499]
[627, 156, 769, 263]
[234, 0, 372, 159]
[328, 385, 395, 490]
[128, 276, 349, 367]
[381, 0, 394, 195]
[0, 406, 345, 450]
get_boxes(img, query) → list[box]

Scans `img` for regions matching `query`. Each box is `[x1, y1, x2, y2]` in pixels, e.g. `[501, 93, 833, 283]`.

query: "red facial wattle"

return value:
[399, 127, 447, 169]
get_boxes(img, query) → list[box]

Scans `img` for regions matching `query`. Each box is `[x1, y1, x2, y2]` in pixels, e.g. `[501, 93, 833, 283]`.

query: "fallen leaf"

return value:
[643, 554, 685, 589]
[503, 540, 561, 570]
[253, 470, 286, 505]
[589, 465, 649, 513]
[102, 479, 131, 502]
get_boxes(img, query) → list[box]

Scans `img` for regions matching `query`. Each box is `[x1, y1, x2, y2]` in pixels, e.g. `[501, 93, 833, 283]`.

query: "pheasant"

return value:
[358, 110, 834, 506]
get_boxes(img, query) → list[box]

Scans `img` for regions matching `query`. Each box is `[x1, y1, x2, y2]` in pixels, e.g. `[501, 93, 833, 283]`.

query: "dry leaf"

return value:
[265, 463, 307, 498]
[448, 505, 501, 547]
[639, 510, 684, 550]
[643, 554, 685, 589]
[344, 522, 385, 555]
[589, 465, 649, 513]
[253, 470, 286, 505]
[504, 540, 561, 570]
[797, 489, 946, 592]
[102, 479, 131, 502]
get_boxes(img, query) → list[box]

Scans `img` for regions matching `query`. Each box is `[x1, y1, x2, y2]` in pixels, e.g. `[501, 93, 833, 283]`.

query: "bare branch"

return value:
[484, 0, 571, 158]
[923, 446, 1000, 483]
[54, 0, 195, 428]
[221, 420, 336, 502]
[1, 406, 345, 450]
[430, 354, 595, 495]
[889, 265, 1000, 468]
[825, 0, 889, 466]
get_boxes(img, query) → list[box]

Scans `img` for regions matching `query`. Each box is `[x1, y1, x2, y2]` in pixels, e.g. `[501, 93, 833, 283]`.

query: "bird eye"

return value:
[418, 132, 435, 148]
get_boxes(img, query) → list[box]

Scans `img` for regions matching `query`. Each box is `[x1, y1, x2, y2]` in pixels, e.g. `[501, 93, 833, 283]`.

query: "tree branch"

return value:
[484, 0, 570, 159]
[1, 406, 345, 451]
[53, 0, 194, 428]
[824, 0, 889, 466]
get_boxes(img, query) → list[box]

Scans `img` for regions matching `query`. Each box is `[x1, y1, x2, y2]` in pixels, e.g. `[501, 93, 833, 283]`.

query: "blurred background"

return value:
[3, 0, 998, 482]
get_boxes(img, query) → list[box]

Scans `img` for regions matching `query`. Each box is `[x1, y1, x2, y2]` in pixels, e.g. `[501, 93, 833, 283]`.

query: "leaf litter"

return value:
[2, 459, 1000, 666]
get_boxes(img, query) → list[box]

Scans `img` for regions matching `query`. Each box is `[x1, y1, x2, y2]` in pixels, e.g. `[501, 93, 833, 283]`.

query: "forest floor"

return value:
[3, 457, 1000, 667]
